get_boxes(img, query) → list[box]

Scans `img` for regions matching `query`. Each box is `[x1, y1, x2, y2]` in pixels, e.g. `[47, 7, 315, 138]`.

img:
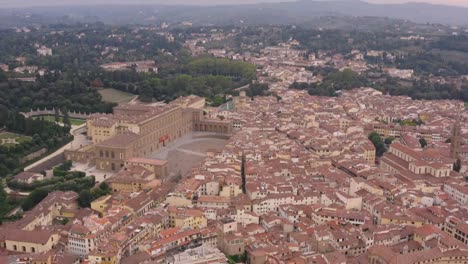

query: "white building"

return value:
[37, 46, 53, 56]
[67, 224, 97, 257]
[444, 184, 468, 205]
[170, 246, 227, 264]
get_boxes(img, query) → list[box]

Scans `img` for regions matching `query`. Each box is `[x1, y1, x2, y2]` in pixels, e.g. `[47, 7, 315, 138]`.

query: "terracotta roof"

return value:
[14, 171, 40, 180]
[0, 228, 57, 244]
[96, 132, 139, 148]
[127, 157, 167, 166]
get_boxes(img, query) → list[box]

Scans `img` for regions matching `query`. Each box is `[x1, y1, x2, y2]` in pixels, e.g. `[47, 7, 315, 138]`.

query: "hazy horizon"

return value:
[0, 0, 467, 8]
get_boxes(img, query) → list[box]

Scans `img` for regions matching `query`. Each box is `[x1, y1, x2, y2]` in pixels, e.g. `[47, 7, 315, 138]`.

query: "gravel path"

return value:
[148, 132, 228, 177]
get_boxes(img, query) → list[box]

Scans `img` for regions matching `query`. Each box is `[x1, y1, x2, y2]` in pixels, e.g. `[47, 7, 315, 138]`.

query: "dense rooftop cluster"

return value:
[1, 29, 468, 264]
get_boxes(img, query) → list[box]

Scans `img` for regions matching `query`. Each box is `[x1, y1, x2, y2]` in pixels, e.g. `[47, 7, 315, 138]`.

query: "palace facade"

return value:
[65, 96, 232, 172]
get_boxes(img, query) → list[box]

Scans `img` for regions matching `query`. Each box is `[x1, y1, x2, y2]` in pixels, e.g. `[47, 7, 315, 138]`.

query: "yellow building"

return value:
[64, 145, 95, 164]
[380, 213, 425, 227]
[76, 103, 190, 173]
[87, 117, 118, 144]
[368, 245, 468, 264]
[7, 191, 78, 231]
[88, 246, 120, 264]
[219, 178, 243, 197]
[91, 195, 112, 215]
[125, 157, 168, 178]
[106, 176, 158, 194]
[0, 229, 60, 254]
[168, 206, 207, 229]
[67, 96, 233, 172]
[165, 193, 193, 207]
[364, 147, 376, 165]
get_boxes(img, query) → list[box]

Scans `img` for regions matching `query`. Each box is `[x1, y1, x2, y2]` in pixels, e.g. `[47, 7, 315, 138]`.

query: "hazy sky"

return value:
[367, 0, 468, 7]
[0, 0, 467, 8]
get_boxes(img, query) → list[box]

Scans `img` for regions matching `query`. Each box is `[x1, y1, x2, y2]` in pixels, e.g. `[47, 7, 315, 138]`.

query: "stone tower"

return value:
[450, 112, 462, 159]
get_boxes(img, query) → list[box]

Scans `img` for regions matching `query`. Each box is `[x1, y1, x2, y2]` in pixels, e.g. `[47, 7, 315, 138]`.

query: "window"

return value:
[22, 246, 26, 252]
[31, 247, 35, 253]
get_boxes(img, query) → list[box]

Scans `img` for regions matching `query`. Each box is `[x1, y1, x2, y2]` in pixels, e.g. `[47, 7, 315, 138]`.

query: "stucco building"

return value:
[65, 95, 232, 172]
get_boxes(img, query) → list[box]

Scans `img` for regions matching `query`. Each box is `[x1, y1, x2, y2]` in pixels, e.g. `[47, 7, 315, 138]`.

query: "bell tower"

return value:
[450, 110, 462, 159]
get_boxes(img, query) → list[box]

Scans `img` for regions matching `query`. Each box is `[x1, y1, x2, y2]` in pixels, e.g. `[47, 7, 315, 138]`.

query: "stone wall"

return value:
[20, 148, 47, 164]
[26, 153, 65, 173]
[21, 108, 93, 119]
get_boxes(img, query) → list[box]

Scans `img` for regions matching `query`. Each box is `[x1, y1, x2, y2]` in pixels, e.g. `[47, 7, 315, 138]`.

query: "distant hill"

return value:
[154, 0, 468, 26]
[1, 0, 468, 27]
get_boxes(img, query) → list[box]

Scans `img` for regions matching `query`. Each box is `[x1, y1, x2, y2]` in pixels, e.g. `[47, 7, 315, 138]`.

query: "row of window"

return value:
[140, 111, 180, 135]
[99, 150, 117, 159]
[12, 245, 35, 253]
[69, 241, 89, 248]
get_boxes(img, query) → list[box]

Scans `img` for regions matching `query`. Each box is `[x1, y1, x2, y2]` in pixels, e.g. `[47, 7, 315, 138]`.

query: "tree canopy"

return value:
[369, 131, 387, 157]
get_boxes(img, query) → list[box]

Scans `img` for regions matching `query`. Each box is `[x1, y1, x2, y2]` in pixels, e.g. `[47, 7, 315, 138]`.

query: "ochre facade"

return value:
[66, 96, 232, 172]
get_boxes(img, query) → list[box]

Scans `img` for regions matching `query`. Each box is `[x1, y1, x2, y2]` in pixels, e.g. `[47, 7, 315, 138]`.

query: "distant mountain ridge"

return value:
[0, 0, 468, 26]
[166, 0, 468, 26]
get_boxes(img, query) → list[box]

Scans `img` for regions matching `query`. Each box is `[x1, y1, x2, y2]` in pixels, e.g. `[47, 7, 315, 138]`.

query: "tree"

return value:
[62, 107, 71, 128]
[369, 131, 387, 157]
[61, 218, 69, 225]
[0, 181, 12, 219]
[139, 84, 153, 102]
[177, 48, 192, 65]
[419, 138, 427, 148]
[0, 69, 7, 83]
[247, 83, 269, 97]
[210, 96, 226, 107]
[91, 182, 112, 199]
[0, 104, 8, 126]
[275, 94, 282, 102]
[78, 190, 93, 208]
[22, 188, 49, 211]
[90, 79, 104, 88]
[54, 108, 60, 123]
[99, 182, 111, 193]
[454, 159, 462, 173]
[59, 160, 73, 171]
[384, 137, 394, 145]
